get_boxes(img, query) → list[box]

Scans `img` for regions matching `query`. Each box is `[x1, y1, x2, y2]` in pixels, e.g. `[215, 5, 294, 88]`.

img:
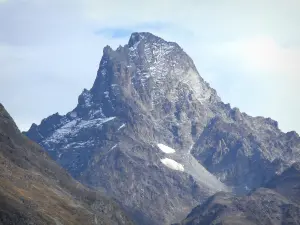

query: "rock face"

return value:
[25, 32, 300, 224]
[192, 111, 300, 193]
[266, 162, 300, 204]
[25, 32, 227, 224]
[177, 163, 300, 225]
[0, 103, 134, 225]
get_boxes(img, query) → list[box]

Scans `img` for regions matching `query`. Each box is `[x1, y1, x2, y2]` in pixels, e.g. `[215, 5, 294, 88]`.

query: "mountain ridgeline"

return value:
[25, 32, 300, 225]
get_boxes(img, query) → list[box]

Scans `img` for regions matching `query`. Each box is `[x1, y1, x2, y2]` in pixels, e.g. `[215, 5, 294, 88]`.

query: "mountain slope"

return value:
[25, 32, 227, 225]
[266, 162, 300, 204]
[177, 163, 300, 225]
[192, 110, 300, 193]
[25, 32, 300, 224]
[0, 103, 134, 225]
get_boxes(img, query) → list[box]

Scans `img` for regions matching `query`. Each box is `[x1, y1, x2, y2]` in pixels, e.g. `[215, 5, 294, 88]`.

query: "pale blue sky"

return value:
[0, 0, 299, 133]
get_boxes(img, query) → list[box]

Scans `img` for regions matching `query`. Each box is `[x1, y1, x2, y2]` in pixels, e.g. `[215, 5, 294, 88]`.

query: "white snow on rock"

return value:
[157, 144, 176, 154]
[127, 33, 220, 107]
[43, 117, 116, 146]
[158, 144, 227, 192]
[104, 91, 109, 98]
[81, 90, 93, 108]
[111, 144, 118, 150]
[160, 158, 184, 171]
[118, 123, 126, 131]
[62, 140, 95, 149]
[88, 108, 104, 119]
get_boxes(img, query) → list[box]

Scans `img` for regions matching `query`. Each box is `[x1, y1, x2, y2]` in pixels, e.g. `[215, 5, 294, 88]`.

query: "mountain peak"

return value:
[103, 45, 113, 55]
[88, 31, 221, 121]
[127, 32, 178, 49]
[128, 32, 157, 47]
[24, 32, 300, 225]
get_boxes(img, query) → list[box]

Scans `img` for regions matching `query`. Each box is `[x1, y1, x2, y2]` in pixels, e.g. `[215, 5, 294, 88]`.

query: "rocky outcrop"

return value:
[192, 109, 300, 193]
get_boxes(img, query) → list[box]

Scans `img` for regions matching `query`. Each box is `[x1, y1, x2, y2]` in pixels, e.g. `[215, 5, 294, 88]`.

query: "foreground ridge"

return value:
[0, 103, 134, 225]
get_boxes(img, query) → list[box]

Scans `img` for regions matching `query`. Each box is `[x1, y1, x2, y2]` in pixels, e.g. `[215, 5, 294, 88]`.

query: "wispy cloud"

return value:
[0, 0, 299, 133]
[95, 28, 133, 38]
[94, 22, 172, 38]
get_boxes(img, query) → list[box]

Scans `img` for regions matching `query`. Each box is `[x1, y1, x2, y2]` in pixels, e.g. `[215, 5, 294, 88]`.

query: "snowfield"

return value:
[160, 158, 184, 171]
[157, 144, 176, 154]
[42, 117, 116, 147]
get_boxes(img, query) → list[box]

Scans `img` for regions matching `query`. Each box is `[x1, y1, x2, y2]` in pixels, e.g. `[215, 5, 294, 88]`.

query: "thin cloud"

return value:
[0, 0, 299, 133]
[94, 22, 181, 39]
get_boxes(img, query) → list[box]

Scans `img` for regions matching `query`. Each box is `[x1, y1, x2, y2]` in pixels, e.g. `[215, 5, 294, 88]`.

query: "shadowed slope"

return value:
[177, 164, 300, 225]
[0, 103, 134, 225]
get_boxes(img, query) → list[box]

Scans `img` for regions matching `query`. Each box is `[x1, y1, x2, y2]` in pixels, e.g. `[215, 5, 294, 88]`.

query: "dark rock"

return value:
[0, 104, 134, 225]
[178, 164, 300, 225]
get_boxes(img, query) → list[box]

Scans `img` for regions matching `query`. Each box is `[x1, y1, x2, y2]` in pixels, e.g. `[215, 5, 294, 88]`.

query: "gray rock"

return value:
[178, 163, 300, 225]
[266, 162, 300, 204]
[25, 32, 300, 224]
[25, 32, 227, 224]
[192, 109, 300, 193]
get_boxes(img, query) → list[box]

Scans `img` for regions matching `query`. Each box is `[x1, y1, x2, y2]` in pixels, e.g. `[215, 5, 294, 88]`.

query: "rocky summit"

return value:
[25, 32, 300, 225]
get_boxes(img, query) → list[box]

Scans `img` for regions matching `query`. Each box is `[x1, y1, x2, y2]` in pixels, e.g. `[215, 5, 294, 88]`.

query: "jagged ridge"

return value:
[25, 32, 300, 224]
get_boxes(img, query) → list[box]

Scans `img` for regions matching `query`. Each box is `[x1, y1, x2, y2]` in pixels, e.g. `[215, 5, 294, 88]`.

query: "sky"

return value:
[0, 0, 299, 133]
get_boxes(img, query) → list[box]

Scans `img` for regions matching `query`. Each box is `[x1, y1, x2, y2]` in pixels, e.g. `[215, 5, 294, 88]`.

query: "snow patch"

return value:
[157, 144, 175, 154]
[62, 140, 95, 149]
[160, 158, 184, 171]
[78, 117, 115, 129]
[88, 108, 104, 119]
[81, 90, 93, 108]
[106, 144, 118, 154]
[43, 117, 116, 146]
[111, 144, 118, 150]
[118, 123, 126, 131]
[101, 68, 107, 76]
[104, 91, 109, 98]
